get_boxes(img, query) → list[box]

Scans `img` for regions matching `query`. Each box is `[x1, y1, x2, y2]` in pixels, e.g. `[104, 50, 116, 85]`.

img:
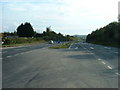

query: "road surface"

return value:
[2, 42, 119, 88]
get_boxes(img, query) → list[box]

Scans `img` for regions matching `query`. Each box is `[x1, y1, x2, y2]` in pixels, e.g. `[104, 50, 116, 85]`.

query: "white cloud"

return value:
[1, 0, 119, 34]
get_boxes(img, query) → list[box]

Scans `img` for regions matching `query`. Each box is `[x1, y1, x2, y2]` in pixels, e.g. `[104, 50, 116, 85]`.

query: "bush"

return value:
[3, 37, 43, 45]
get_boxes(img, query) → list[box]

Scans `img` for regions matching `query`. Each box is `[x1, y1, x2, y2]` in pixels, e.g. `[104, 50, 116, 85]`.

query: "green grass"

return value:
[1, 37, 46, 47]
[2, 41, 46, 47]
[50, 41, 79, 49]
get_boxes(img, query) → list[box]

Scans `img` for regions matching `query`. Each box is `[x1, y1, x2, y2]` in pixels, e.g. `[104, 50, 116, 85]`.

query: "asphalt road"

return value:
[2, 42, 119, 88]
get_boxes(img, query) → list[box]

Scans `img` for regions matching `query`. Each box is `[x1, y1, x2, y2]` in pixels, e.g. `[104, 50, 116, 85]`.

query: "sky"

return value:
[0, 0, 119, 35]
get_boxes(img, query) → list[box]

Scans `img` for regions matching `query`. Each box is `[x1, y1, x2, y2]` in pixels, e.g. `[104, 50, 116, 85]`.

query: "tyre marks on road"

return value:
[4, 50, 34, 59]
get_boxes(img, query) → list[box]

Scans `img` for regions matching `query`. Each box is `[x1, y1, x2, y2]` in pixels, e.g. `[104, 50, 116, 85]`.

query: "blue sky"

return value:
[0, 0, 119, 35]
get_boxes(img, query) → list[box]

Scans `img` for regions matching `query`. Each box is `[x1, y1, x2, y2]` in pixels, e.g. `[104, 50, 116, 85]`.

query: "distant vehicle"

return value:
[49, 40, 54, 44]
[56, 40, 60, 44]
[1, 41, 4, 44]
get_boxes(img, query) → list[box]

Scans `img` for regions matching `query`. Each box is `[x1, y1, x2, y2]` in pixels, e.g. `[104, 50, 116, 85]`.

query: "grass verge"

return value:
[2, 40, 46, 48]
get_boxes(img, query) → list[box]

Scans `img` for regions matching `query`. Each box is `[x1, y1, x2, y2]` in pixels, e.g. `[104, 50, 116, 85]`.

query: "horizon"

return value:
[0, 0, 119, 35]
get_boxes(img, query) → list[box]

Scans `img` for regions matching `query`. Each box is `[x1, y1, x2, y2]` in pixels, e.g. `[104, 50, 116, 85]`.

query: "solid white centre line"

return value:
[107, 66, 112, 69]
[102, 61, 106, 64]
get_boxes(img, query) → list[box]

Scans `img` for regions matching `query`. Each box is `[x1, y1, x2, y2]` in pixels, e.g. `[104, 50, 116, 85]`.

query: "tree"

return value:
[17, 22, 34, 37]
[86, 22, 120, 47]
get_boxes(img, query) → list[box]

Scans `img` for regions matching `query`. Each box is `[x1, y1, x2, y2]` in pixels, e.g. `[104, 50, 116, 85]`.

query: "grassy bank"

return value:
[50, 41, 79, 49]
[2, 37, 46, 47]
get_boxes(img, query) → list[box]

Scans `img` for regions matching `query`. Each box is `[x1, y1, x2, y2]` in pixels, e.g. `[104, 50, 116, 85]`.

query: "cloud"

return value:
[1, 0, 119, 34]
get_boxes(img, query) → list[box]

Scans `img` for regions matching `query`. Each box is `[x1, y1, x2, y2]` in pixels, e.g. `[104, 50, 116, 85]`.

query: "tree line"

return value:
[86, 22, 120, 47]
[2, 22, 76, 41]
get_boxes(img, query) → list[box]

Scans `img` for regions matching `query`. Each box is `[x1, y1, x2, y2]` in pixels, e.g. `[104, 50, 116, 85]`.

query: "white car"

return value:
[49, 40, 54, 44]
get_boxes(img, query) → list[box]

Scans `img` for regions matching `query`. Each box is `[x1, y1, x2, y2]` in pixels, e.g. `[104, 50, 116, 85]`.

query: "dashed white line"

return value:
[102, 61, 106, 65]
[69, 43, 74, 49]
[98, 58, 102, 61]
[90, 47, 94, 49]
[115, 72, 120, 75]
[6, 56, 12, 58]
[104, 47, 111, 49]
[14, 54, 19, 56]
[107, 66, 112, 70]
[30, 51, 33, 52]
[75, 47, 78, 49]
[20, 53, 24, 55]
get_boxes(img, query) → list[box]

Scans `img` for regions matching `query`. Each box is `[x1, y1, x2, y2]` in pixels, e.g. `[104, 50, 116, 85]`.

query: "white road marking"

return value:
[25, 52, 29, 53]
[14, 54, 19, 56]
[102, 61, 106, 65]
[6, 56, 12, 58]
[104, 47, 111, 49]
[69, 43, 74, 49]
[30, 51, 33, 52]
[107, 66, 112, 70]
[98, 58, 102, 61]
[20, 53, 24, 55]
[115, 72, 120, 75]
[90, 53, 94, 54]
[75, 47, 78, 49]
[90, 47, 94, 49]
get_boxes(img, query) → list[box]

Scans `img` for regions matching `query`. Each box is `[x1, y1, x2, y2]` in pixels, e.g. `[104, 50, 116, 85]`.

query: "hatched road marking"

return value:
[102, 61, 106, 65]
[107, 66, 112, 70]
[75, 47, 78, 49]
[90, 47, 94, 49]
